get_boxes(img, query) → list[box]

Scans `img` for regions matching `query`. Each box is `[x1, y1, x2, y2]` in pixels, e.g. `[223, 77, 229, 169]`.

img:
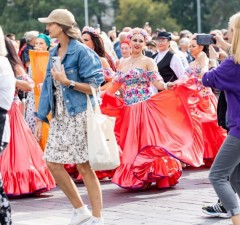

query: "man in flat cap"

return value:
[152, 31, 186, 83]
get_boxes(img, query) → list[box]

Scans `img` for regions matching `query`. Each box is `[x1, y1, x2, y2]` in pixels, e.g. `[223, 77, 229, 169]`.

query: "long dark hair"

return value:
[192, 37, 209, 57]
[82, 31, 105, 57]
[19, 37, 26, 51]
[5, 37, 24, 75]
[201, 45, 209, 57]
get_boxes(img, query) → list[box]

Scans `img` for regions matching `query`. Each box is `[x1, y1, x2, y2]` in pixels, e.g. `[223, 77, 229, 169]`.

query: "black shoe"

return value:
[202, 200, 230, 218]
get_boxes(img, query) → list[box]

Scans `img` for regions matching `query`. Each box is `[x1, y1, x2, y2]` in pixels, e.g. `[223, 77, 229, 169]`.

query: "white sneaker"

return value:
[69, 206, 92, 225]
[87, 217, 104, 225]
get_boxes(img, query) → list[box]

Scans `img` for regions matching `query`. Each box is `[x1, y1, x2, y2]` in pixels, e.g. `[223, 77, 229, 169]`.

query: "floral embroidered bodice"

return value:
[186, 66, 212, 97]
[14, 75, 34, 101]
[103, 68, 114, 80]
[113, 68, 163, 105]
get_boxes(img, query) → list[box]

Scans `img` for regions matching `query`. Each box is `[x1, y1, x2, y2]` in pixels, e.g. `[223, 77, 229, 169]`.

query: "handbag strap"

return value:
[87, 86, 101, 114]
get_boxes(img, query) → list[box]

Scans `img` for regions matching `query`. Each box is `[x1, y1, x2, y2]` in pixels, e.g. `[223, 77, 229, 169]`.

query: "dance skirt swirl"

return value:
[101, 87, 204, 189]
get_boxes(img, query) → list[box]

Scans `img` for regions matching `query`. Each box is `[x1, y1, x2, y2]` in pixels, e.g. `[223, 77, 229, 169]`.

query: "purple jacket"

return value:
[202, 57, 240, 139]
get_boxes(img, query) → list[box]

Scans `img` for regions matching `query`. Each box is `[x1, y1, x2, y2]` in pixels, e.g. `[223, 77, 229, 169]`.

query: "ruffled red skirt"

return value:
[101, 87, 204, 190]
[195, 94, 226, 165]
[176, 82, 226, 166]
[0, 101, 56, 196]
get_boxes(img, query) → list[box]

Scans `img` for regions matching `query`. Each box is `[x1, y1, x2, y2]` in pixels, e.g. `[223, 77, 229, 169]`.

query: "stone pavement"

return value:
[11, 167, 232, 225]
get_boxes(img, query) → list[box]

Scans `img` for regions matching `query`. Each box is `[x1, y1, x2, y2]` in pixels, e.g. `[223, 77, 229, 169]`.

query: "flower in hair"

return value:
[82, 26, 99, 37]
[127, 27, 149, 41]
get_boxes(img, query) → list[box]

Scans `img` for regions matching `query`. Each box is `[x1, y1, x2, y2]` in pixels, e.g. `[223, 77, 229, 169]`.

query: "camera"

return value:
[196, 34, 216, 45]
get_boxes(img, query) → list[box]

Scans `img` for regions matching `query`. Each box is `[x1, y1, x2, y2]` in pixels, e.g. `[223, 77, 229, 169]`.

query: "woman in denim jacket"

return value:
[36, 9, 104, 225]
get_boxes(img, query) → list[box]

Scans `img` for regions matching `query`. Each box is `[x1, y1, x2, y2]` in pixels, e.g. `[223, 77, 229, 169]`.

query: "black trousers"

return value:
[0, 108, 7, 147]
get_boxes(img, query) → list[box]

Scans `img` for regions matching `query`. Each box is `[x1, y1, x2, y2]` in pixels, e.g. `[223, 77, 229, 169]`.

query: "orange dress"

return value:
[29, 50, 50, 150]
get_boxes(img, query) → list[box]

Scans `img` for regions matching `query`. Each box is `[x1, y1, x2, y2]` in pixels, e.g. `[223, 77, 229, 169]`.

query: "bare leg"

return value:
[77, 162, 102, 217]
[231, 215, 240, 225]
[46, 162, 84, 208]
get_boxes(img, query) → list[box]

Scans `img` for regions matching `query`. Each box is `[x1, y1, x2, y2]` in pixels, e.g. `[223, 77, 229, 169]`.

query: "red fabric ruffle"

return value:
[133, 146, 182, 186]
[0, 101, 55, 196]
[175, 82, 226, 166]
[101, 89, 198, 190]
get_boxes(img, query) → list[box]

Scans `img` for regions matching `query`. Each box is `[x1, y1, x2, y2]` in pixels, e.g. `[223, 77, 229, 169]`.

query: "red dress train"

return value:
[101, 84, 203, 189]
[182, 68, 227, 165]
[0, 99, 55, 196]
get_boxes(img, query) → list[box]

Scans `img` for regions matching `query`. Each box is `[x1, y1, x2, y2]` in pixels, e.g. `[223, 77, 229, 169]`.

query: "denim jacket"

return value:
[36, 39, 104, 123]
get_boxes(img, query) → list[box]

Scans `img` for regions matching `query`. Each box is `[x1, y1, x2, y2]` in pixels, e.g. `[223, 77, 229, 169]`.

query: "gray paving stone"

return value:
[11, 167, 233, 225]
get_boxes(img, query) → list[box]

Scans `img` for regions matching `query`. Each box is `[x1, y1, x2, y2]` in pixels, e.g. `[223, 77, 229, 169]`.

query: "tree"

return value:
[0, 0, 7, 15]
[115, 0, 181, 32]
[167, 0, 240, 33]
[0, 0, 116, 38]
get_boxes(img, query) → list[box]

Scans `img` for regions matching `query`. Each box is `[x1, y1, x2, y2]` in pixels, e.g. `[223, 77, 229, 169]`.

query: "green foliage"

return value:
[115, 0, 181, 32]
[168, 0, 240, 33]
[1, 0, 239, 39]
[0, 0, 114, 38]
[0, 0, 6, 15]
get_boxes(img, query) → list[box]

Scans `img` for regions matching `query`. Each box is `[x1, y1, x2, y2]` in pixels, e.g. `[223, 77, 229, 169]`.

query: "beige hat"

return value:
[38, 9, 76, 27]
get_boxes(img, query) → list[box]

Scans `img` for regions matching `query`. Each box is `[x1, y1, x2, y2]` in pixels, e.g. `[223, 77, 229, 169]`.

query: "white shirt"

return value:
[153, 49, 186, 79]
[0, 56, 16, 143]
[176, 50, 189, 70]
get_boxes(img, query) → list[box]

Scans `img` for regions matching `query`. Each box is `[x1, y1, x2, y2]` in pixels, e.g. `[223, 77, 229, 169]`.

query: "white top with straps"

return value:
[0, 56, 16, 143]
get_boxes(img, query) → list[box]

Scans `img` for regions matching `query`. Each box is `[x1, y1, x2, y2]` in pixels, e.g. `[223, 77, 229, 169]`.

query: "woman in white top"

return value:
[0, 26, 15, 225]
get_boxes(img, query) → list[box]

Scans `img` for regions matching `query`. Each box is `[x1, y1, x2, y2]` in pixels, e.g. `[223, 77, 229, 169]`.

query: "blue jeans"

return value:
[209, 134, 240, 217]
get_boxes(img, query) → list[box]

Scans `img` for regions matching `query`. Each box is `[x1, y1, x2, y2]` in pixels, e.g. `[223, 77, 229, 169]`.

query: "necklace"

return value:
[129, 55, 142, 67]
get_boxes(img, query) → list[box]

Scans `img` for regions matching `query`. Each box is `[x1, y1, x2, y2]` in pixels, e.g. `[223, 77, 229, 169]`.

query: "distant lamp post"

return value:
[84, 0, 89, 26]
[197, 0, 202, 33]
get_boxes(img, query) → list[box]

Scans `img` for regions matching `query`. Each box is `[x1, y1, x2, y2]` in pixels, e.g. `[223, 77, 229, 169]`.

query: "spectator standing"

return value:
[20, 31, 39, 71]
[36, 9, 104, 225]
[152, 31, 186, 82]
[201, 12, 240, 225]
[0, 26, 15, 225]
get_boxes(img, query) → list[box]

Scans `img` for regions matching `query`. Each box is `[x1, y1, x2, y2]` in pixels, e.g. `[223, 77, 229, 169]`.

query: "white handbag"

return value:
[86, 86, 120, 170]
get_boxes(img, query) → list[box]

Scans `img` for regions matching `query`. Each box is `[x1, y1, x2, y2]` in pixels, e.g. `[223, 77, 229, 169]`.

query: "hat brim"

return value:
[38, 17, 53, 24]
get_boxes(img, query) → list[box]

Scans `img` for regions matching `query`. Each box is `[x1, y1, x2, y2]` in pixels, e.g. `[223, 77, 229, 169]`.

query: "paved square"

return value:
[11, 167, 232, 225]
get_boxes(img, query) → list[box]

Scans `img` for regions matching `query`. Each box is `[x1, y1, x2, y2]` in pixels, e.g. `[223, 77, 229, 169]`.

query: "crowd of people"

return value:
[0, 7, 240, 225]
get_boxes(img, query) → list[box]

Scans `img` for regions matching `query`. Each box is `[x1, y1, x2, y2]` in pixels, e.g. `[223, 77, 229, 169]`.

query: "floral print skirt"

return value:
[44, 83, 88, 164]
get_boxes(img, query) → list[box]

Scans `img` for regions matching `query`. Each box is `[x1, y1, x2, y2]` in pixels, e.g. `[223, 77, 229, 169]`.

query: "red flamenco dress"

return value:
[182, 67, 226, 166]
[0, 95, 55, 196]
[101, 68, 200, 190]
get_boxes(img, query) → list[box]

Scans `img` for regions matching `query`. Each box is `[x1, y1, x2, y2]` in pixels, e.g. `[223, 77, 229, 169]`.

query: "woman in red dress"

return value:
[0, 37, 55, 196]
[101, 28, 199, 190]
[184, 35, 226, 165]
